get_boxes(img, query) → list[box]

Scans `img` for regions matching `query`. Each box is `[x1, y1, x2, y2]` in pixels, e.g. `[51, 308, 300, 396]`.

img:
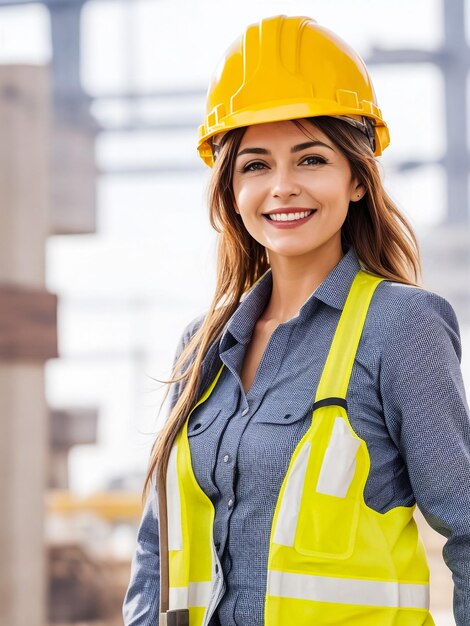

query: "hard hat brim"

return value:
[198, 102, 389, 167]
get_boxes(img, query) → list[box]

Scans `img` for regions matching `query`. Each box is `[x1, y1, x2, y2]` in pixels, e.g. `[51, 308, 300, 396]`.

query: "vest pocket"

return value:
[294, 417, 362, 559]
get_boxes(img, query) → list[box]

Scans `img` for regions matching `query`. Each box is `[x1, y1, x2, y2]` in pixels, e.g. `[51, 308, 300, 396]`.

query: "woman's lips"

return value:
[262, 210, 317, 229]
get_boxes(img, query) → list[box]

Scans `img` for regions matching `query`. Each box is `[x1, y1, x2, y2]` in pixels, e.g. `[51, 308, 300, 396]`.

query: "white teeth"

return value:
[267, 210, 314, 222]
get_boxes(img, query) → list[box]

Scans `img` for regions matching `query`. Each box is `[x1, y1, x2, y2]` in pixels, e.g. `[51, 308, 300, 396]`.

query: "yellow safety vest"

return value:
[165, 269, 435, 626]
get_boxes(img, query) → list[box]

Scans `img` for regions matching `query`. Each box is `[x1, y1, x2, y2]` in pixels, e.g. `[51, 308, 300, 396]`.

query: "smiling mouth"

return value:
[264, 209, 316, 222]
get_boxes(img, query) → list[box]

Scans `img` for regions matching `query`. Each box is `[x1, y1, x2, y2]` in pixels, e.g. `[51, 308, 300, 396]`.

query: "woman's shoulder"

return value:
[166, 312, 208, 413]
[372, 278, 457, 319]
[367, 278, 461, 357]
[173, 311, 207, 359]
[180, 312, 207, 346]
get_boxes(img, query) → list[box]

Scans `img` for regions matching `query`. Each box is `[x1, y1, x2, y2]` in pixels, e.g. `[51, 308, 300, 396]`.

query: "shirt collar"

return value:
[220, 245, 362, 348]
[307, 244, 362, 312]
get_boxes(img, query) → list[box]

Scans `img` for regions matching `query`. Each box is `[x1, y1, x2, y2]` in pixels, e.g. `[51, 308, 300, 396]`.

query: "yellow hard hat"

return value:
[197, 15, 390, 166]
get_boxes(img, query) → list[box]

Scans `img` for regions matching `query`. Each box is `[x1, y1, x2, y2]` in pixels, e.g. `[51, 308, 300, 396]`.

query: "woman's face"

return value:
[232, 120, 364, 262]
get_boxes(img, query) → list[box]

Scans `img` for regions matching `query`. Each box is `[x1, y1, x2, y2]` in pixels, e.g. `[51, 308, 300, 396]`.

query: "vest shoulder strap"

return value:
[315, 270, 384, 403]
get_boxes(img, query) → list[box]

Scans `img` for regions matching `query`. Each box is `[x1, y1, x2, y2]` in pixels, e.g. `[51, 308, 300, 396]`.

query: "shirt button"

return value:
[241, 407, 249, 416]
[228, 498, 234, 509]
[223, 454, 230, 463]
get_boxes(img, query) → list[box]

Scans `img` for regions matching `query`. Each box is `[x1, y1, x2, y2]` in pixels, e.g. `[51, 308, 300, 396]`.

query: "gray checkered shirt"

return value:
[123, 245, 470, 626]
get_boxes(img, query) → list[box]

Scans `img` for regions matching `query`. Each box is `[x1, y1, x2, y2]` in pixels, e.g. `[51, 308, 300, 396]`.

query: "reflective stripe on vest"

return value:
[166, 269, 435, 626]
[167, 367, 225, 626]
[267, 571, 430, 609]
[169, 582, 213, 610]
[167, 444, 182, 551]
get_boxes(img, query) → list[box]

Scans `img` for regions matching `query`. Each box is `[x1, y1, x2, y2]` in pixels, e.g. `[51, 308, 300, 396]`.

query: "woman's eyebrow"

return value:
[292, 140, 335, 153]
[236, 140, 335, 158]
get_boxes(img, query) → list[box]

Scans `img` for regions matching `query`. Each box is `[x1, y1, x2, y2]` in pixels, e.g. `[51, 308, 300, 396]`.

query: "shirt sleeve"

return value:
[379, 289, 470, 625]
[122, 482, 161, 625]
[122, 314, 205, 625]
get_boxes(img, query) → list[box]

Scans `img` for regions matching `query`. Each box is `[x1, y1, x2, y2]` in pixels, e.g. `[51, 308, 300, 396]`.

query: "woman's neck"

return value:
[261, 243, 346, 323]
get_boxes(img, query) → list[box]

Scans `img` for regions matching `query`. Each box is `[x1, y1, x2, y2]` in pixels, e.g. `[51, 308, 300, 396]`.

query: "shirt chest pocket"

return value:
[187, 407, 222, 437]
[250, 396, 313, 428]
[247, 402, 313, 460]
[239, 402, 314, 496]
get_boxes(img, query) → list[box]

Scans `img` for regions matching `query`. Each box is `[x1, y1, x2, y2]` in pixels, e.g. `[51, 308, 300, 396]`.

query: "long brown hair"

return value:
[143, 116, 421, 499]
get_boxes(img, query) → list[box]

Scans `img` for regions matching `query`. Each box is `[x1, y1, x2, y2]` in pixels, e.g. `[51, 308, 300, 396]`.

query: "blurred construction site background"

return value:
[0, 0, 468, 625]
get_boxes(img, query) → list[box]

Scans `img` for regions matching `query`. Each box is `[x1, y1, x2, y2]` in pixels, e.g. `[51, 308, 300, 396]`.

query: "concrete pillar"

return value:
[0, 65, 57, 626]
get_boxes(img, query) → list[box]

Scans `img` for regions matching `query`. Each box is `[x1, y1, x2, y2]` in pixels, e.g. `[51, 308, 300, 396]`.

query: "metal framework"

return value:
[367, 1, 468, 223]
[1, 0, 469, 223]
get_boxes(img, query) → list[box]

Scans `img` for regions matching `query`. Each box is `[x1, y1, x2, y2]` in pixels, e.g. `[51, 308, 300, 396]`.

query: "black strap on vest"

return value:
[164, 609, 190, 626]
[311, 397, 348, 413]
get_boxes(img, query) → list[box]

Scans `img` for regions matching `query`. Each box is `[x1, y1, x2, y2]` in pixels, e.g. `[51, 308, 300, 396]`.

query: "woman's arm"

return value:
[380, 289, 470, 626]
[122, 313, 206, 625]
[122, 485, 161, 625]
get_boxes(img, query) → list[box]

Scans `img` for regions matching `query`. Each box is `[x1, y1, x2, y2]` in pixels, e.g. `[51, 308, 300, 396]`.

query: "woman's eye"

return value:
[301, 155, 327, 166]
[238, 156, 326, 173]
[241, 161, 266, 172]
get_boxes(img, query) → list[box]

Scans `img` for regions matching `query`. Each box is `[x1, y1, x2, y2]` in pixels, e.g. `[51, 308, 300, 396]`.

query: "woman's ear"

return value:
[351, 182, 366, 202]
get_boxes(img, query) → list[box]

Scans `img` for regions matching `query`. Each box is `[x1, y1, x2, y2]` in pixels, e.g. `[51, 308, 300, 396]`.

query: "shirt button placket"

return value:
[241, 397, 251, 417]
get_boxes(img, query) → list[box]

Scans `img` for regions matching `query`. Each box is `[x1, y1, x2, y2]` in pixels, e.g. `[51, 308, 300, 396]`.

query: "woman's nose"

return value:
[271, 167, 301, 199]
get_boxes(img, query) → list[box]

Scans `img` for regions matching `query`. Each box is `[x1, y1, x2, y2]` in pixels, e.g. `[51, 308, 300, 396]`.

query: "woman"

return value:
[123, 15, 470, 626]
